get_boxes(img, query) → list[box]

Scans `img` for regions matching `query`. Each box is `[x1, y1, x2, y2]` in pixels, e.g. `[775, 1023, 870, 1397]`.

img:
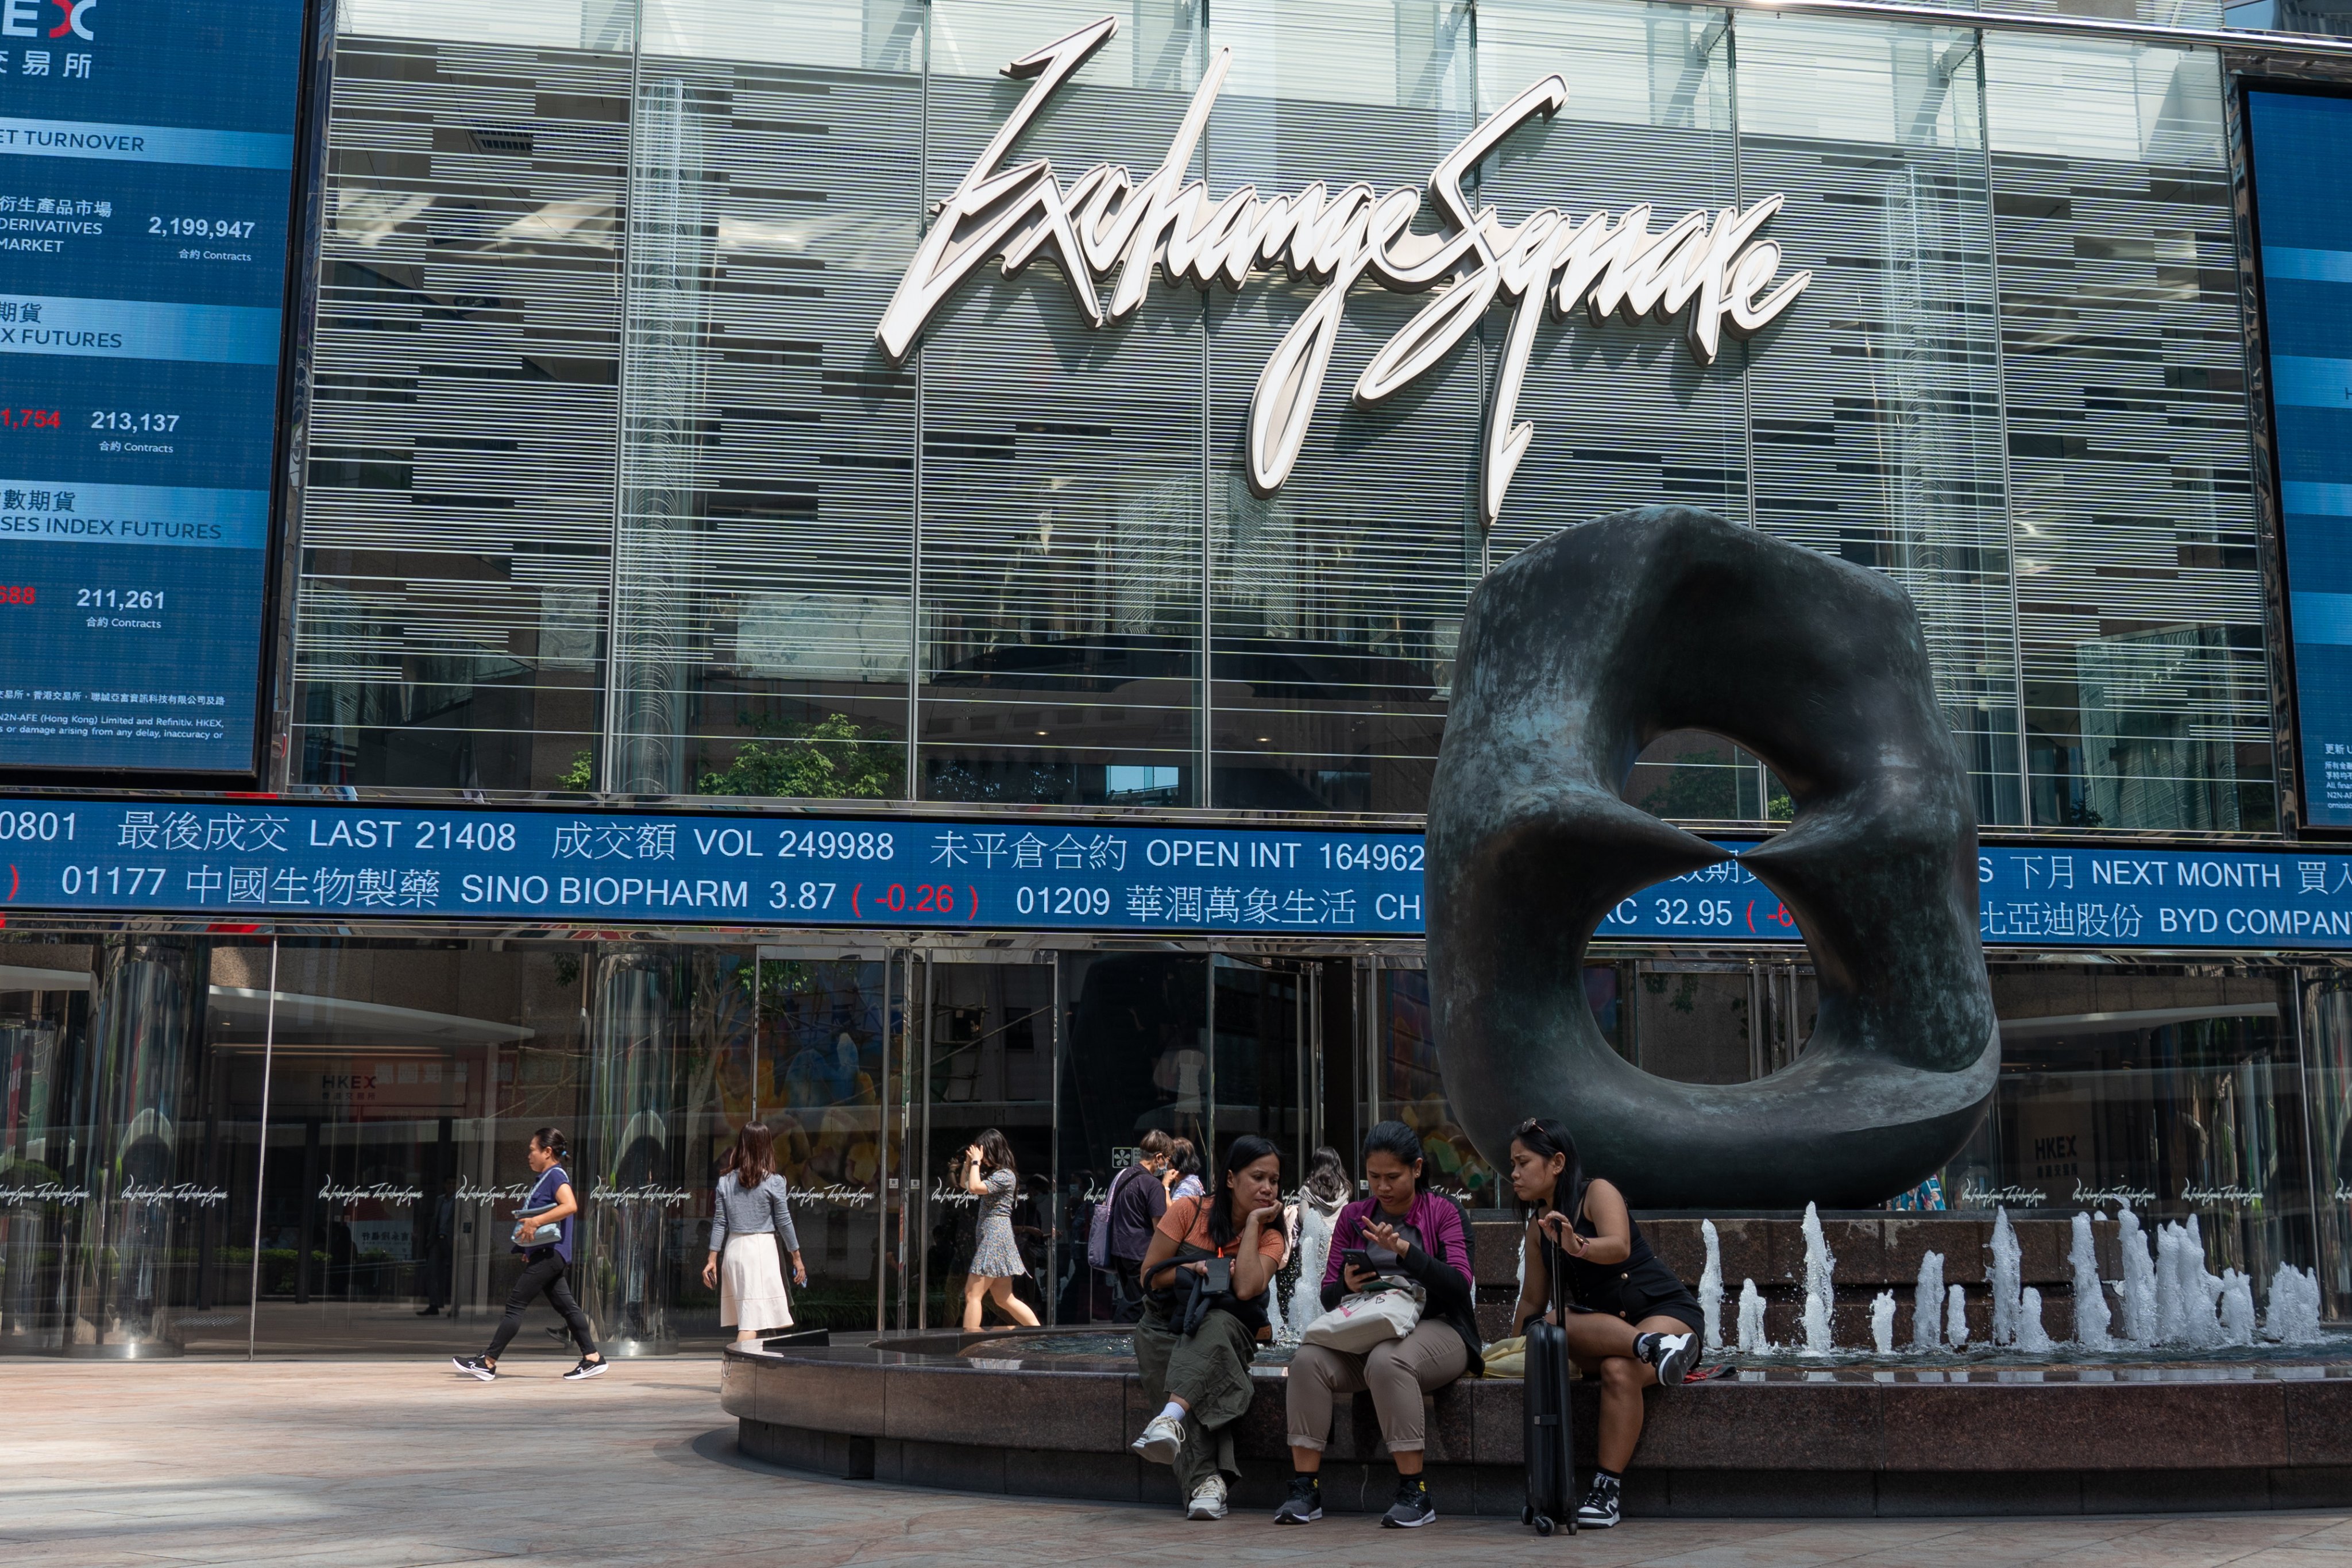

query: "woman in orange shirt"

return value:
[1127, 1134, 1286, 1521]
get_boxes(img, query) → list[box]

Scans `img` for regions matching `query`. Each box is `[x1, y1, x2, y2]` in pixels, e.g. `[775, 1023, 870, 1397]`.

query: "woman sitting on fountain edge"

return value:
[1127, 1135, 1287, 1521]
[1510, 1116, 1703, 1529]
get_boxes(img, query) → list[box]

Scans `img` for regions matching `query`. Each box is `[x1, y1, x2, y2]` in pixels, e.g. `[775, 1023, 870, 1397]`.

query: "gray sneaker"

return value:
[1273, 1476, 1322, 1524]
[1381, 1477, 1435, 1528]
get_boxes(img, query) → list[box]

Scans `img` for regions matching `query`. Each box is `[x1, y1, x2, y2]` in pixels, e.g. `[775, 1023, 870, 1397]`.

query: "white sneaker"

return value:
[1187, 1473, 1229, 1520]
[1131, 1413, 1185, 1465]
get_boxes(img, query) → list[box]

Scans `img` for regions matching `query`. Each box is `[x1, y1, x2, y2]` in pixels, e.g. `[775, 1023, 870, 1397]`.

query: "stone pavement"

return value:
[0, 1357, 2346, 1567]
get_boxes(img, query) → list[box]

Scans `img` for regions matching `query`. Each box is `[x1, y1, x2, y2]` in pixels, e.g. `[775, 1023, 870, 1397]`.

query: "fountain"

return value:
[2220, 1271, 2257, 1346]
[2265, 1262, 2324, 1343]
[1737, 1277, 1768, 1352]
[2015, 1287, 2054, 1354]
[2117, 1208, 2159, 1345]
[2068, 1212, 2112, 1350]
[1801, 1202, 1837, 1355]
[1912, 1251, 1944, 1353]
[721, 1208, 2352, 1520]
[1989, 1207, 2021, 1345]
[1699, 1218, 1725, 1352]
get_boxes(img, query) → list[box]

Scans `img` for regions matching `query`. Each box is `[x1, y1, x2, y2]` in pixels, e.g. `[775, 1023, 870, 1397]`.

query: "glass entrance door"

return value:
[906, 957, 1055, 1331]
[752, 947, 894, 1333]
[1211, 956, 1313, 1179]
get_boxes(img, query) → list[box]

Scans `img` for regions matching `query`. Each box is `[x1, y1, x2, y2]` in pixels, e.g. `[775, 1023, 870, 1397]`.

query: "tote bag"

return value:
[1299, 1285, 1423, 1353]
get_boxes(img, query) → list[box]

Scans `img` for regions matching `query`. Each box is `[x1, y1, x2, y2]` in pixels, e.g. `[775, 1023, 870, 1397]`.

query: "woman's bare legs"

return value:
[1564, 1313, 1691, 1474]
[961, 1272, 988, 1331]
[986, 1275, 1040, 1327]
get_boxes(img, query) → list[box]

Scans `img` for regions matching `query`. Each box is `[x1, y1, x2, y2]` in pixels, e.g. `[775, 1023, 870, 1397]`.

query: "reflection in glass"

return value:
[1059, 955, 1206, 1321]
[1951, 973, 2311, 1285]
[758, 954, 890, 1331]
[1984, 35, 2270, 831]
[1737, 13, 2022, 826]
[916, 962, 1054, 1328]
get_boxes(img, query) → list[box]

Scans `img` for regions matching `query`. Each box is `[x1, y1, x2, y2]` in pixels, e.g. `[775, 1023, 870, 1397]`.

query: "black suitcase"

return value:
[1522, 1239, 1579, 1535]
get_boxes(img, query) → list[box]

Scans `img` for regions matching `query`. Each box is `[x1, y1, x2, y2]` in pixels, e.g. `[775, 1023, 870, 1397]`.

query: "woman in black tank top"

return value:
[1508, 1117, 1704, 1530]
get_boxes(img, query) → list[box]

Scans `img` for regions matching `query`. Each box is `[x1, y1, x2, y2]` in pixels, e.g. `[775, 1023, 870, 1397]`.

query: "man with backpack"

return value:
[1092, 1130, 1173, 1323]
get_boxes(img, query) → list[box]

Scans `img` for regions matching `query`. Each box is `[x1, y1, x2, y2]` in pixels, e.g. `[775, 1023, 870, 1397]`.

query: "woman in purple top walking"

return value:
[451, 1127, 605, 1382]
[1277, 1121, 1481, 1530]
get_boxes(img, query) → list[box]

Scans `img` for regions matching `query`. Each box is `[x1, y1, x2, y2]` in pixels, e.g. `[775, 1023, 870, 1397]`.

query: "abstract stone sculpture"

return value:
[1427, 507, 1997, 1210]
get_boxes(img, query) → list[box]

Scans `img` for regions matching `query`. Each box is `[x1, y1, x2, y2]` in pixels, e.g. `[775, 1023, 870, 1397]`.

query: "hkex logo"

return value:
[1, 0, 92, 40]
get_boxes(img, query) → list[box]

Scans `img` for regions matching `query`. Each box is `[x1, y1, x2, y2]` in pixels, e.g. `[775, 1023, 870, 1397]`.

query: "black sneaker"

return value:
[563, 1355, 608, 1381]
[451, 1355, 496, 1381]
[1575, 1476, 1621, 1529]
[1643, 1330, 1698, 1387]
[1273, 1475, 1322, 1524]
[1381, 1477, 1435, 1529]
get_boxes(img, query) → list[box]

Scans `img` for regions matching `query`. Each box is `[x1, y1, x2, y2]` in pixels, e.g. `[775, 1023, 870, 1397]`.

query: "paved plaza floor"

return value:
[0, 1355, 2347, 1567]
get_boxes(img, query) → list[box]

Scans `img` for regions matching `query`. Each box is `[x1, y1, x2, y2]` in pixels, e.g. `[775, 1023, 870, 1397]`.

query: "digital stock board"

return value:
[1, 798, 2351, 950]
[2249, 86, 2352, 830]
[0, 0, 311, 775]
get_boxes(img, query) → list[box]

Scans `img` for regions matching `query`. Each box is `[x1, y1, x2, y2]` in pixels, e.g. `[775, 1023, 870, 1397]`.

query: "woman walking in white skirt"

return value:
[960, 1128, 1040, 1331]
[702, 1122, 806, 1347]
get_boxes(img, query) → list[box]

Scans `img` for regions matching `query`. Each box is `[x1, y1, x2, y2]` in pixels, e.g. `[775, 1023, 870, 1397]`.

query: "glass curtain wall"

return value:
[295, 24, 630, 791]
[1984, 37, 2273, 831]
[0, 935, 274, 1357]
[917, 3, 1207, 808]
[2301, 975, 2352, 1319]
[296, 2, 2275, 831]
[1736, 14, 2024, 827]
[608, 0, 922, 800]
[1206, 1, 1481, 813]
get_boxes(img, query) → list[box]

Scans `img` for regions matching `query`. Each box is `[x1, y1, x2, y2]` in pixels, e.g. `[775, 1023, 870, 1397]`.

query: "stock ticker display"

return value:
[0, 0, 307, 773]
[0, 798, 2349, 949]
[2250, 87, 2352, 829]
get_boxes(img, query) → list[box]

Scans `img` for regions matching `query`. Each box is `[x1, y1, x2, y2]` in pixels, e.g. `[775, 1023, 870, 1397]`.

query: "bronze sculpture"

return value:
[1427, 507, 1998, 1209]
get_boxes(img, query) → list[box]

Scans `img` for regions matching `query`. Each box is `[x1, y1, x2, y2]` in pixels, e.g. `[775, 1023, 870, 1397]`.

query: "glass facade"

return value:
[7, 0, 2352, 1357]
[288, 0, 2273, 829]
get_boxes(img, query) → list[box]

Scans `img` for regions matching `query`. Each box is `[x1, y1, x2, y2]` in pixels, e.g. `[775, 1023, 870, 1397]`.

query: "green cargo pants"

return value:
[1132, 1298, 1262, 1500]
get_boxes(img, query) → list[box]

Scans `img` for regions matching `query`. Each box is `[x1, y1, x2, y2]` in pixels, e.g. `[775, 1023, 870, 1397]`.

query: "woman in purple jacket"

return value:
[1277, 1121, 1481, 1531]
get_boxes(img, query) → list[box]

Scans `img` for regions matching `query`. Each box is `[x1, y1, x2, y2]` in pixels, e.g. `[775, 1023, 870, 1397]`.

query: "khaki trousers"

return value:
[1287, 1319, 1468, 1454]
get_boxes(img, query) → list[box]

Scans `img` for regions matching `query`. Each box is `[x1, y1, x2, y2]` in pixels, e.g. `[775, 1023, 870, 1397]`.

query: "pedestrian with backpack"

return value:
[1090, 1129, 1172, 1323]
[1278, 1122, 1481, 1530]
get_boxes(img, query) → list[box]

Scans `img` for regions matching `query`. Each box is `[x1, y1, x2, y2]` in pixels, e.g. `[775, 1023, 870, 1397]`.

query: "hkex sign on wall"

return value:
[0, 0, 311, 775]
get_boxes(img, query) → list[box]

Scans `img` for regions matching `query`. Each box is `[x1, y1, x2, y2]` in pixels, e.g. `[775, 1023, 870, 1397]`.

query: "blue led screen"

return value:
[2, 799, 2352, 949]
[2250, 88, 2352, 828]
[0, 0, 307, 774]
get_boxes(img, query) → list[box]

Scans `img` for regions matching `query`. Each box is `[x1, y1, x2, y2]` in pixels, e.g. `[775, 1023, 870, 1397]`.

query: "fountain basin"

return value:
[721, 1327, 2352, 1517]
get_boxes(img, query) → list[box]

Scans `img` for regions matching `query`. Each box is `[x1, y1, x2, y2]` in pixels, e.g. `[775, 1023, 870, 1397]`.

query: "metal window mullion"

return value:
[909, 3, 931, 805]
[1973, 28, 2031, 829]
[599, 0, 649, 795]
[245, 936, 279, 1362]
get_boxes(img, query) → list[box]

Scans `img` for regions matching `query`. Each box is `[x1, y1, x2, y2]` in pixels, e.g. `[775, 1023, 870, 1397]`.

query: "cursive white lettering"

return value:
[876, 17, 1809, 524]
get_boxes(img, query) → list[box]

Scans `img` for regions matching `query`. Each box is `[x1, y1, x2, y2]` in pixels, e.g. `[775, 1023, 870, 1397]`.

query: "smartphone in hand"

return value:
[1342, 1247, 1373, 1275]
